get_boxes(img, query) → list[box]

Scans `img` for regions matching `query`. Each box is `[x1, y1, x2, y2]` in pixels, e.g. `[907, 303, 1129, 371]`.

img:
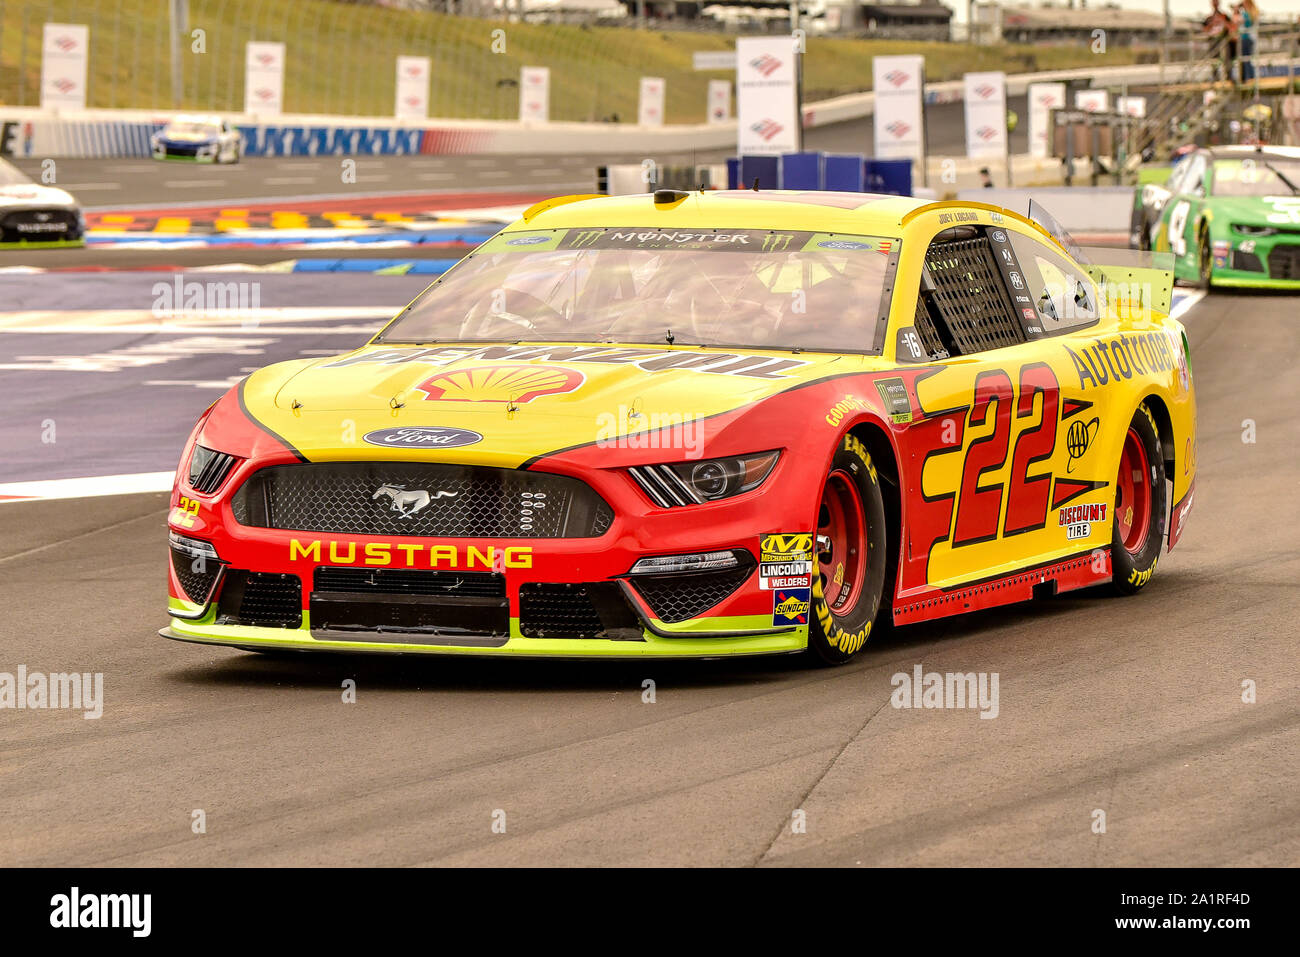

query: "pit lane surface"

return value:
[0, 291, 1296, 866]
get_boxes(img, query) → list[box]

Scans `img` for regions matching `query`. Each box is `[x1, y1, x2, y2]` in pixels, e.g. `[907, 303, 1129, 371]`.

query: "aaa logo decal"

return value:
[415, 365, 585, 404]
[1065, 417, 1100, 473]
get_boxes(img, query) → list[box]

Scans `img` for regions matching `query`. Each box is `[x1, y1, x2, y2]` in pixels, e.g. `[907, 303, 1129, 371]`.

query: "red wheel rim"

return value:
[1116, 428, 1152, 554]
[818, 470, 867, 616]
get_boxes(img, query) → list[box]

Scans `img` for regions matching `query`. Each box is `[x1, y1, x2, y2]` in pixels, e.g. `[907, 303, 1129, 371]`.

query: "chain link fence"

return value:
[0, 0, 1142, 122]
[0, 0, 744, 122]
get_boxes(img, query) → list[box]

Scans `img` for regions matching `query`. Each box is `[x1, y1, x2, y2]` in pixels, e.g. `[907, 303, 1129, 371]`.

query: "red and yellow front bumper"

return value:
[163, 450, 816, 659]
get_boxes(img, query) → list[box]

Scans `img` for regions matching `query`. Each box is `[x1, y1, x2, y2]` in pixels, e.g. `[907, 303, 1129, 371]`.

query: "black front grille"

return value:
[164, 144, 201, 156]
[1267, 244, 1300, 279]
[313, 566, 505, 598]
[518, 583, 642, 639]
[925, 236, 1026, 354]
[1232, 249, 1265, 273]
[631, 565, 755, 623]
[0, 209, 80, 244]
[231, 462, 613, 539]
[170, 544, 221, 605]
[216, 571, 302, 628]
[310, 566, 508, 641]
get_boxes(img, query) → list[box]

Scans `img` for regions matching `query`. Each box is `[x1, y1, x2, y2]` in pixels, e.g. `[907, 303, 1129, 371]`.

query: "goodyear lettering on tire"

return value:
[812, 437, 879, 656]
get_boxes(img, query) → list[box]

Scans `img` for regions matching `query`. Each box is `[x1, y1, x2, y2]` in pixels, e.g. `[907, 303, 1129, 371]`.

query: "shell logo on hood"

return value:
[414, 364, 585, 404]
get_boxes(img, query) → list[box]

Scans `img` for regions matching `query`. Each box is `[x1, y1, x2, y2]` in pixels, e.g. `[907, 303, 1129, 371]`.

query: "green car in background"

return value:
[1131, 145, 1300, 290]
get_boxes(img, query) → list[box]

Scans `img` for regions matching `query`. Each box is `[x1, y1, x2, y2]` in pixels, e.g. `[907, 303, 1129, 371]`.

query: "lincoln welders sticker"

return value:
[874, 377, 913, 424]
[759, 533, 814, 590]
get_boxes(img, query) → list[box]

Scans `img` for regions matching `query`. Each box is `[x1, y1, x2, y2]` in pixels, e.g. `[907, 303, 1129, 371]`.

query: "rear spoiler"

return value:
[1028, 198, 1174, 318]
[1081, 248, 1175, 319]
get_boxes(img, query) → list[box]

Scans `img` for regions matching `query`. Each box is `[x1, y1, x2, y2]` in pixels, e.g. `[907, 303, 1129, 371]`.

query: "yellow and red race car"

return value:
[162, 190, 1197, 664]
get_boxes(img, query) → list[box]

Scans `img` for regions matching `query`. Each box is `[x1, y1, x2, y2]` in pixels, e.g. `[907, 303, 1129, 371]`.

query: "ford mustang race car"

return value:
[162, 190, 1197, 663]
[151, 115, 242, 164]
[1132, 144, 1300, 288]
[0, 158, 84, 248]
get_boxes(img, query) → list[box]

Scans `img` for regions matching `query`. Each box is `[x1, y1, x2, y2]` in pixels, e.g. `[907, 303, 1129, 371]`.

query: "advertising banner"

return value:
[1027, 82, 1066, 159]
[40, 24, 89, 111]
[395, 56, 431, 120]
[707, 79, 731, 124]
[638, 77, 666, 127]
[964, 71, 1007, 159]
[519, 66, 550, 123]
[244, 41, 286, 115]
[1076, 89, 1110, 113]
[736, 36, 800, 155]
[1117, 96, 1147, 118]
[873, 55, 925, 162]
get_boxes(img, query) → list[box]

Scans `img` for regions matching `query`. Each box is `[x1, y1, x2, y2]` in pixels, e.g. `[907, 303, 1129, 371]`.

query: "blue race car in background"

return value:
[151, 114, 242, 164]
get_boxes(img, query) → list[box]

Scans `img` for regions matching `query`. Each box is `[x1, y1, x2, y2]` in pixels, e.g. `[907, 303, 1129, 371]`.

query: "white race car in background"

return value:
[0, 157, 84, 248]
[151, 115, 243, 164]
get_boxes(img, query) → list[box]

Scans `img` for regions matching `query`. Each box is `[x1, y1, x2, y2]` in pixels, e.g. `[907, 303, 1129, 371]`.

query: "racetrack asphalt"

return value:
[0, 285, 1295, 866]
[1, 96, 1033, 211]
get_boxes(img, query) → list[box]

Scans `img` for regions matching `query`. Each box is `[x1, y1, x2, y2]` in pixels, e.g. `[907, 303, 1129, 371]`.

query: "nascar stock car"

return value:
[0, 157, 84, 248]
[151, 114, 243, 164]
[1131, 144, 1300, 288]
[163, 190, 1197, 664]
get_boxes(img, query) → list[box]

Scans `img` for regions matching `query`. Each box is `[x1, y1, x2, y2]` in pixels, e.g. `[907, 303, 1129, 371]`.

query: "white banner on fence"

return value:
[1117, 95, 1147, 118]
[872, 55, 925, 163]
[244, 41, 285, 115]
[519, 67, 550, 123]
[40, 24, 89, 111]
[736, 36, 800, 155]
[1076, 89, 1110, 113]
[707, 79, 731, 124]
[1027, 82, 1065, 159]
[963, 71, 1007, 160]
[395, 56, 430, 120]
[639, 77, 666, 127]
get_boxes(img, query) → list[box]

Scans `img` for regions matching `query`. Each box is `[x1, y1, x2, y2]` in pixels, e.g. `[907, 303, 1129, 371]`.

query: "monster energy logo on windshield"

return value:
[547, 228, 822, 251]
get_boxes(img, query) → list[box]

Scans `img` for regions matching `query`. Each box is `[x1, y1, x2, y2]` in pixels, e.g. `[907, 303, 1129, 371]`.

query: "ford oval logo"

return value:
[818, 240, 869, 250]
[506, 235, 549, 246]
[363, 426, 483, 449]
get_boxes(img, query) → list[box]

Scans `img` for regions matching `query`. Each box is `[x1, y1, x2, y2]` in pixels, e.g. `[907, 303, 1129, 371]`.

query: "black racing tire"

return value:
[1196, 223, 1214, 291]
[807, 433, 890, 665]
[1111, 403, 1167, 595]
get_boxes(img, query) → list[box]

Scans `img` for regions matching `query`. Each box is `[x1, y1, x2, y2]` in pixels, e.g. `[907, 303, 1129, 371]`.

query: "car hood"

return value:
[0, 183, 76, 209]
[237, 341, 886, 467]
[1207, 194, 1300, 227]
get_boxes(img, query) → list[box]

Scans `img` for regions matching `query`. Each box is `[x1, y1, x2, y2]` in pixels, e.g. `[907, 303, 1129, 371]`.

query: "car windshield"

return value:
[0, 160, 32, 187]
[377, 227, 895, 353]
[167, 122, 217, 136]
[1212, 158, 1300, 196]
